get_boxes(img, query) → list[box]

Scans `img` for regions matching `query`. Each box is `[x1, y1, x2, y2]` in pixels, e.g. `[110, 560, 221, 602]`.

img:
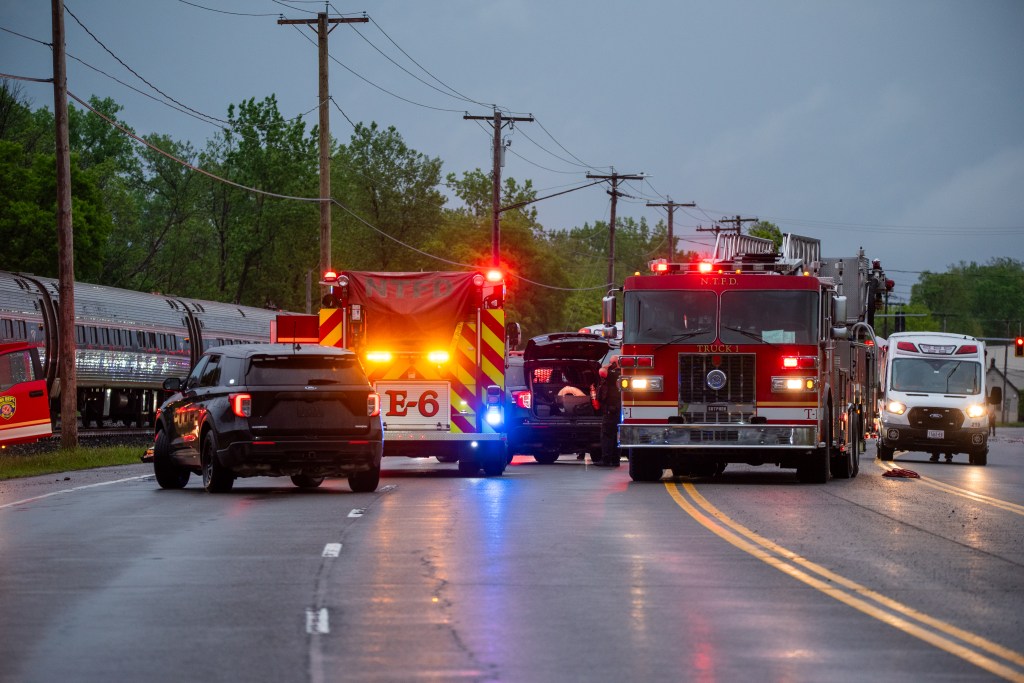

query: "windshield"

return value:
[246, 355, 366, 386]
[720, 290, 819, 345]
[891, 357, 981, 395]
[623, 291, 717, 344]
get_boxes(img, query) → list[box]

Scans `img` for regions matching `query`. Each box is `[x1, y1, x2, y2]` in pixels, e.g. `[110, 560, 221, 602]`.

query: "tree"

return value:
[748, 220, 783, 249]
[909, 259, 1024, 338]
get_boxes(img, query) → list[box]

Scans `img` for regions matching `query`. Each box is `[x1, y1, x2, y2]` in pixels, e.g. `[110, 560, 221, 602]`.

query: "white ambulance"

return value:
[876, 332, 996, 465]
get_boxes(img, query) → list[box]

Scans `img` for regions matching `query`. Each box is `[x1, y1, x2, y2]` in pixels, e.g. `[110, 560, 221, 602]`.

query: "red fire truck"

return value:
[318, 270, 516, 476]
[602, 234, 888, 483]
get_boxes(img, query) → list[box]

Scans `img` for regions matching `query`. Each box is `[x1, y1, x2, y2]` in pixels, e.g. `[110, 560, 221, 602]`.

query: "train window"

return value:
[158, 333, 168, 349]
[1, 318, 11, 339]
[88, 327, 99, 345]
[76, 325, 86, 345]
[101, 328, 111, 345]
[17, 320, 26, 340]
[199, 354, 222, 387]
[148, 332, 157, 348]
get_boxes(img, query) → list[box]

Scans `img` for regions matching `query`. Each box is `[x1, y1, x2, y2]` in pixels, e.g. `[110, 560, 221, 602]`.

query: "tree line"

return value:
[1, 80, 1019, 341]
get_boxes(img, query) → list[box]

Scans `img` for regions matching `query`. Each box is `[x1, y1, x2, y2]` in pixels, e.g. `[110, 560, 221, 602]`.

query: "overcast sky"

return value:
[2, 0, 1022, 303]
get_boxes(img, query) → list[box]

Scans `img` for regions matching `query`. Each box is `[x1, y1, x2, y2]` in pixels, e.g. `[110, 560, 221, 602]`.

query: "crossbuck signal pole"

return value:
[646, 198, 695, 261]
[587, 172, 646, 289]
[278, 11, 367, 277]
[463, 110, 534, 266]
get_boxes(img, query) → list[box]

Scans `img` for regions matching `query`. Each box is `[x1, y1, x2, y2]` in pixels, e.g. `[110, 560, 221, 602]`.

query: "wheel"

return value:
[348, 465, 380, 492]
[458, 459, 480, 476]
[797, 448, 829, 484]
[201, 431, 234, 493]
[435, 454, 459, 463]
[533, 451, 559, 464]
[482, 450, 506, 476]
[153, 429, 189, 489]
[830, 415, 856, 479]
[291, 474, 325, 489]
[877, 441, 895, 461]
[968, 448, 988, 466]
[628, 454, 664, 482]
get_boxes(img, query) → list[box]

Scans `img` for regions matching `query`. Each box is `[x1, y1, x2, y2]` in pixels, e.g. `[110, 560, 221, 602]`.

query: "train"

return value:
[0, 270, 289, 429]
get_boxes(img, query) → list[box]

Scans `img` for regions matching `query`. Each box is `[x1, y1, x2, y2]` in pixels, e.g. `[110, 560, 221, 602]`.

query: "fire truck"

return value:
[601, 233, 888, 483]
[318, 269, 516, 476]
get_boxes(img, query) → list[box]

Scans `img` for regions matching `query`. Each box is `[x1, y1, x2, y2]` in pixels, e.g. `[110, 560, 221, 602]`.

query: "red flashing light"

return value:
[1016, 336, 1024, 357]
[652, 260, 670, 273]
[782, 356, 817, 369]
[323, 270, 338, 282]
[486, 269, 503, 283]
[896, 341, 918, 352]
[698, 262, 713, 274]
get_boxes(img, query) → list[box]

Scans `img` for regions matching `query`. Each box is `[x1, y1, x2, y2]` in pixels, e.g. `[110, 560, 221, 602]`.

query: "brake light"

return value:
[513, 390, 532, 409]
[956, 345, 978, 355]
[896, 341, 918, 352]
[618, 356, 636, 368]
[230, 393, 251, 418]
[368, 392, 380, 417]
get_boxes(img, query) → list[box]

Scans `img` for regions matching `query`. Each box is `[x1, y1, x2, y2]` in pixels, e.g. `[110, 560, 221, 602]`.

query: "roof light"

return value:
[427, 350, 450, 364]
[485, 269, 503, 283]
[651, 259, 669, 273]
[366, 351, 393, 363]
[698, 261, 713, 274]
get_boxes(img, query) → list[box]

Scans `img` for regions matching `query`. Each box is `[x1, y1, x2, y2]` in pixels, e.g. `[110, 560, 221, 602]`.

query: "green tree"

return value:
[748, 220, 783, 249]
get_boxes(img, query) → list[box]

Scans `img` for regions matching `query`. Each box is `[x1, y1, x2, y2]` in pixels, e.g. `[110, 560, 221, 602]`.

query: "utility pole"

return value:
[52, 0, 77, 448]
[464, 109, 534, 266]
[587, 171, 645, 289]
[719, 215, 757, 235]
[646, 197, 695, 261]
[278, 11, 367, 277]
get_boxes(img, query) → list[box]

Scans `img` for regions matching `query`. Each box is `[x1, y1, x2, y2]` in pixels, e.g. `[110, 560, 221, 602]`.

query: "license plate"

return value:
[927, 429, 944, 439]
[706, 404, 727, 413]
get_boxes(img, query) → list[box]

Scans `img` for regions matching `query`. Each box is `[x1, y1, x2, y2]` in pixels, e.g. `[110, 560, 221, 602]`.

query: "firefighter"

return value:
[594, 356, 622, 467]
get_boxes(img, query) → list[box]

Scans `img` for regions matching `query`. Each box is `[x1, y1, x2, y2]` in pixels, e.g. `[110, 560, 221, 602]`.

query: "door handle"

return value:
[29, 390, 45, 398]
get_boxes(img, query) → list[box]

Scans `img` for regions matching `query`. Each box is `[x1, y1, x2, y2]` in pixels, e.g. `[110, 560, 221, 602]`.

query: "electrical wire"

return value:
[176, 0, 281, 17]
[0, 24, 51, 47]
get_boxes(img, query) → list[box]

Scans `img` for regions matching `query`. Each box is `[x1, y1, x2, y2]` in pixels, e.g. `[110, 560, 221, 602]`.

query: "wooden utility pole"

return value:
[463, 110, 533, 266]
[646, 197, 695, 261]
[719, 214, 757, 235]
[52, 0, 77, 448]
[278, 12, 367, 276]
[587, 172, 645, 289]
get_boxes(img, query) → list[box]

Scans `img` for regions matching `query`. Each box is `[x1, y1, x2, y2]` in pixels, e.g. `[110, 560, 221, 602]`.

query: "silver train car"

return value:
[0, 270, 290, 427]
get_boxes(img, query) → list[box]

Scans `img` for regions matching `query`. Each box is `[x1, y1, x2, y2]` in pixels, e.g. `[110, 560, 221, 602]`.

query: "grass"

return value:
[0, 446, 147, 481]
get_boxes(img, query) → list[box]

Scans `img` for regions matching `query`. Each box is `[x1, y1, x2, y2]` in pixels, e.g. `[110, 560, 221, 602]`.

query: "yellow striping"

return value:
[480, 309, 505, 387]
[318, 309, 343, 348]
[877, 461, 1024, 516]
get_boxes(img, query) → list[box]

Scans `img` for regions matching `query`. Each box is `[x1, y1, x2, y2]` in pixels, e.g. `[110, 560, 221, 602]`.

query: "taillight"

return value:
[368, 392, 380, 417]
[956, 345, 978, 355]
[896, 341, 918, 352]
[230, 393, 251, 418]
[512, 390, 532, 409]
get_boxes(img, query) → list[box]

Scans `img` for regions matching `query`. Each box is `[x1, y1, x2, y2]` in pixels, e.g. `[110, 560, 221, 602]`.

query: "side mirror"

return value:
[832, 295, 848, 325]
[989, 386, 1002, 405]
[506, 322, 522, 350]
[162, 377, 182, 392]
[602, 294, 616, 328]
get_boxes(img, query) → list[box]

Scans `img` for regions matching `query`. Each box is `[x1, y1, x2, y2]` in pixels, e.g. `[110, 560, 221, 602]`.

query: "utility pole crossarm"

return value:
[463, 111, 535, 266]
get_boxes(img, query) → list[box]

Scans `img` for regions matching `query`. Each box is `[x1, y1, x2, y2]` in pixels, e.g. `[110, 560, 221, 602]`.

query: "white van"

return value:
[876, 332, 996, 465]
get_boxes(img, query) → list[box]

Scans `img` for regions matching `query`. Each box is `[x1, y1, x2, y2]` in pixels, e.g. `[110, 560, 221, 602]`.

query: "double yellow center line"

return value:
[665, 481, 1024, 682]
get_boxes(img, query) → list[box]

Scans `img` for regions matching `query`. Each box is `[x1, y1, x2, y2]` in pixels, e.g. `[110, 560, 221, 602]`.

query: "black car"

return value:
[152, 343, 383, 492]
[506, 332, 616, 463]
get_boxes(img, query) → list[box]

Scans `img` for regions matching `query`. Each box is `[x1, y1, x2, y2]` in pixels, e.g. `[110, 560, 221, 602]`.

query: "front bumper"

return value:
[619, 423, 818, 450]
[878, 421, 987, 454]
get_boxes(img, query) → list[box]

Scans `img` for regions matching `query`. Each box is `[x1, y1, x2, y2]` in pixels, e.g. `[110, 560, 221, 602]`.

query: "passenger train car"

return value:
[0, 270, 290, 428]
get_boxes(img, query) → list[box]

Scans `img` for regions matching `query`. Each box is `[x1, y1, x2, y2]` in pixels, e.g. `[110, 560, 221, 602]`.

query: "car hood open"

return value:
[523, 333, 611, 363]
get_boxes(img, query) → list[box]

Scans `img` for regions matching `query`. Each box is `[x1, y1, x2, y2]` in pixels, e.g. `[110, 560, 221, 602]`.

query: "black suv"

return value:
[152, 344, 383, 492]
[506, 332, 615, 463]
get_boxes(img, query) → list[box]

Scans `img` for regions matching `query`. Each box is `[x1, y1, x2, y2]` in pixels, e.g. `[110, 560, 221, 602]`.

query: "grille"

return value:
[678, 354, 756, 404]
[907, 407, 964, 430]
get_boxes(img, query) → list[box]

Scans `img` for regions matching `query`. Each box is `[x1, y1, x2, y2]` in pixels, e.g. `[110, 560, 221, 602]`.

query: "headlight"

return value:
[886, 400, 907, 415]
[620, 375, 663, 392]
[965, 404, 986, 418]
[771, 376, 817, 392]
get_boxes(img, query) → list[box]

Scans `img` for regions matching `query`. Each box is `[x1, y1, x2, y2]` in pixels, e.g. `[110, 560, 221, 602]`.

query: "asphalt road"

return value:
[1, 431, 1022, 682]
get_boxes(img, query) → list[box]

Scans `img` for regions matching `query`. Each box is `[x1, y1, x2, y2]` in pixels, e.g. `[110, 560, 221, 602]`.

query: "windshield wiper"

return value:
[654, 329, 711, 351]
[720, 325, 780, 348]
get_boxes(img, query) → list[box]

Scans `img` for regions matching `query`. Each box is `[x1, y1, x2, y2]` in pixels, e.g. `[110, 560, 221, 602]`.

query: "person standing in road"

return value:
[595, 357, 622, 467]
[988, 403, 997, 437]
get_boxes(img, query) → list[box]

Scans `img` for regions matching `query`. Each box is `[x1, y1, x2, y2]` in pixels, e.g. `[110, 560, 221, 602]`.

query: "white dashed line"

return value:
[347, 508, 365, 518]
[322, 543, 342, 557]
[306, 608, 329, 634]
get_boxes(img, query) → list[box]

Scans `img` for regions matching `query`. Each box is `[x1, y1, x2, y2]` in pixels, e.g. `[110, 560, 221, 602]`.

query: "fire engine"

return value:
[317, 269, 517, 476]
[601, 233, 888, 483]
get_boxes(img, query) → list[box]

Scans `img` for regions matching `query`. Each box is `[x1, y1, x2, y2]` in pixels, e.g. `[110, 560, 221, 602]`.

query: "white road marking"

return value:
[0, 475, 150, 510]
[378, 484, 397, 493]
[322, 543, 342, 557]
[306, 608, 329, 634]
[347, 508, 365, 518]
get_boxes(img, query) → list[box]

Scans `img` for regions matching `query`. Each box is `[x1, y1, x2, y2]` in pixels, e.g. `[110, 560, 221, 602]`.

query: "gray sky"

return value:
[2, 0, 1023, 304]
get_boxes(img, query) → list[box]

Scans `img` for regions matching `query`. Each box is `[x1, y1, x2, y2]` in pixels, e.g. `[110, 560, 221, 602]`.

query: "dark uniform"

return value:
[596, 362, 621, 466]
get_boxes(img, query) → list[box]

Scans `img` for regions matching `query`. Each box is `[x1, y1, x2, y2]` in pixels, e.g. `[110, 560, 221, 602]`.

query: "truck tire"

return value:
[153, 430, 189, 490]
[968, 448, 988, 466]
[877, 441, 895, 461]
[797, 449, 829, 484]
[458, 459, 481, 476]
[628, 454, 664, 482]
[291, 474, 325, 489]
[534, 451, 559, 464]
[348, 464, 380, 492]
[201, 431, 234, 493]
